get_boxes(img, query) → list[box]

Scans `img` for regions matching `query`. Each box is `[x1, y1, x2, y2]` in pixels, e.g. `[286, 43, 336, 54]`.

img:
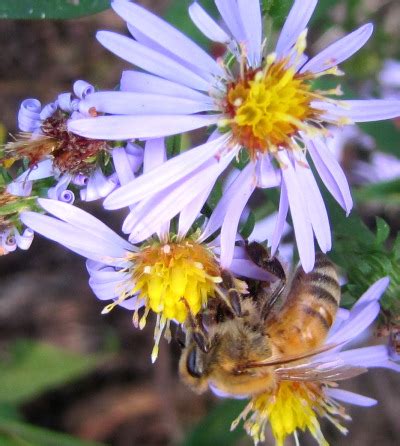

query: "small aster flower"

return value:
[222, 277, 399, 446]
[69, 0, 400, 272]
[4, 80, 118, 203]
[379, 59, 400, 98]
[20, 139, 273, 361]
[0, 186, 35, 255]
[326, 125, 400, 185]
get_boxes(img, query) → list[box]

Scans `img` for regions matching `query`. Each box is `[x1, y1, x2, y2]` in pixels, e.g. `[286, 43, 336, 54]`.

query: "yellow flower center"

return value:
[225, 61, 317, 158]
[102, 235, 221, 362]
[232, 382, 350, 446]
[220, 33, 344, 159]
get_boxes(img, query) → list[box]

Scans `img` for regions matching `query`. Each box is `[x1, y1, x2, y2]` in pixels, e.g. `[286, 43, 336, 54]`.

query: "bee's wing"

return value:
[245, 343, 338, 368]
[275, 360, 367, 382]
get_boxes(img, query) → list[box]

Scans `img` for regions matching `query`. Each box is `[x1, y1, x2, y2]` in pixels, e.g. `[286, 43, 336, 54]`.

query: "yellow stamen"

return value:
[232, 382, 350, 446]
[105, 234, 221, 361]
[221, 33, 344, 159]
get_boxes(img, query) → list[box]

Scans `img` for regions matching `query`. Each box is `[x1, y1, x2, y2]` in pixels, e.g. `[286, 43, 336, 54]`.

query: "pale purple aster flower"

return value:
[379, 59, 400, 98]
[211, 277, 400, 445]
[20, 138, 274, 362]
[7, 80, 119, 203]
[327, 125, 400, 185]
[69, 0, 400, 272]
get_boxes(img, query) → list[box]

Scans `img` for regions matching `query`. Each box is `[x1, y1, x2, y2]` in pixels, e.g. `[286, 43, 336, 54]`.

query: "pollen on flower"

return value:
[4, 109, 107, 175]
[105, 236, 221, 362]
[220, 34, 343, 159]
[232, 382, 350, 446]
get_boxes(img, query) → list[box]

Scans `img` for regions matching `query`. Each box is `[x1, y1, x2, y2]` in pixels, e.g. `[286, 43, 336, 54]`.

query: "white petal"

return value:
[276, 0, 318, 55]
[79, 91, 215, 115]
[215, 0, 245, 43]
[127, 155, 232, 243]
[326, 388, 377, 407]
[20, 211, 128, 262]
[189, 2, 230, 44]
[178, 182, 214, 239]
[220, 167, 257, 268]
[104, 133, 229, 209]
[237, 0, 262, 67]
[294, 157, 331, 252]
[68, 113, 220, 140]
[112, 0, 222, 77]
[301, 24, 373, 73]
[37, 198, 132, 251]
[120, 71, 213, 103]
[199, 156, 251, 243]
[97, 31, 210, 91]
[279, 151, 315, 273]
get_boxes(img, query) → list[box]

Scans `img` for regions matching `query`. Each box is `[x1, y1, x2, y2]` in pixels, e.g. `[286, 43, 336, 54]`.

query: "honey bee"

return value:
[179, 243, 364, 396]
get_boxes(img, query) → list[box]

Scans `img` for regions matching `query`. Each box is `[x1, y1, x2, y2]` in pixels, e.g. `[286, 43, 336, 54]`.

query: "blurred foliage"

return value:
[180, 400, 246, 446]
[0, 0, 110, 20]
[355, 178, 400, 205]
[0, 340, 101, 404]
[0, 417, 105, 446]
[326, 196, 400, 312]
[0, 340, 106, 445]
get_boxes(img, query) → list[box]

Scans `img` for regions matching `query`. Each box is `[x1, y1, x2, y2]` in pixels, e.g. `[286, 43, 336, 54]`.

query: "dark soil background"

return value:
[0, 1, 399, 445]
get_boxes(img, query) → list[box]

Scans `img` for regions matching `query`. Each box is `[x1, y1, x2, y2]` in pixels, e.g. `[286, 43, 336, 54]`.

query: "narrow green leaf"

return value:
[0, 340, 101, 404]
[164, 0, 217, 49]
[375, 217, 390, 245]
[0, 418, 105, 446]
[181, 400, 246, 446]
[240, 211, 256, 240]
[0, 0, 110, 20]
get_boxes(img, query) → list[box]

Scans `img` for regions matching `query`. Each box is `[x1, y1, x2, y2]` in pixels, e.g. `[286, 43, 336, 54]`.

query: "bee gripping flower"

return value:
[226, 277, 400, 446]
[68, 0, 400, 273]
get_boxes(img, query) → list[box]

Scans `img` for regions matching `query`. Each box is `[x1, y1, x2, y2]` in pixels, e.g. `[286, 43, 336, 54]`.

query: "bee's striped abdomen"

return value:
[267, 253, 340, 355]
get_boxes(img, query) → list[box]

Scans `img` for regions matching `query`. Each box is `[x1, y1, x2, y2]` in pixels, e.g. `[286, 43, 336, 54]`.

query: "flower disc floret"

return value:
[131, 237, 221, 324]
[225, 59, 318, 156]
[235, 381, 349, 446]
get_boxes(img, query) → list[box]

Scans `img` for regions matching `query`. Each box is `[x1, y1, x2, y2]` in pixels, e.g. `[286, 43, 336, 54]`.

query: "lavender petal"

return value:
[104, 133, 230, 209]
[96, 31, 209, 91]
[275, 0, 317, 56]
[79, 91, 215, 116]
[120, 71, 213, 103]
[68, 114, 220, 140]
[189, 2, 230, 44]
[300, 24, 373, 74]
[306, 136, 353, 215]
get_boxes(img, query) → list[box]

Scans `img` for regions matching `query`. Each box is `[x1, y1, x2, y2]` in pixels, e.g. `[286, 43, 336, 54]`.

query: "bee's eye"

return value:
[186, 347, 202, 378]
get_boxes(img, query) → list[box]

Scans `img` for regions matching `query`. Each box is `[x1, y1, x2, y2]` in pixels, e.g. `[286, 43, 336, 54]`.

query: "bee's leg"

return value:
[220, 269, 243, 317]
[182, 299, 210, 353]
[245, 241, 286, 318]
[174, 324, 186, 349]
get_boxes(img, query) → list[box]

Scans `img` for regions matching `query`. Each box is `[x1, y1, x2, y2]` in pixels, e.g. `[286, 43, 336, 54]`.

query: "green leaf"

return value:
[360, 121, 400, 157]
[355, 179, 400, 206]
[0, 417, 105, 446]
[0, 0, 110, 20]
[0, 340, 101, 404]
[164, 0, 217, 49]
[375, 217, 390, 245]
[240, 211, 256, 240]
[180, 400, 246, 446]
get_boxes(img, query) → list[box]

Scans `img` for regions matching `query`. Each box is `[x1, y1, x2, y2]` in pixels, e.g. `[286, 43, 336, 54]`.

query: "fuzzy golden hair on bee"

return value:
[179, 244, 344, 398]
